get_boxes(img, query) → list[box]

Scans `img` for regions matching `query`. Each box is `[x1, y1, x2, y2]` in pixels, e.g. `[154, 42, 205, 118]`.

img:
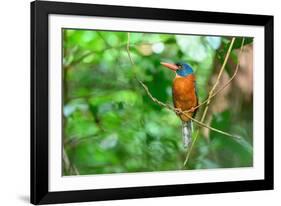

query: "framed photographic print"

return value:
[31, 0, 274, 204]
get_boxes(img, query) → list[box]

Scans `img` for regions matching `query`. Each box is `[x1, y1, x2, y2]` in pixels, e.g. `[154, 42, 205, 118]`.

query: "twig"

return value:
[212, 38, 246, 97]
[64, 134, 99, 147]
[183, 37, 245, 166]
[68, 40, 178, 68]
[97, 31, 112, 48]
[67, 43, 132, 67]
[63, 147, 80, 175]
[126, 33, 239, 139]
[200, 37, 236, 122]
[126, 33, 135, 65]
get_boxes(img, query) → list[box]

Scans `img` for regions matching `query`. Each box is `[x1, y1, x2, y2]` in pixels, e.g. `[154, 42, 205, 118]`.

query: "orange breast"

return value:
[173, 74, 198, 122]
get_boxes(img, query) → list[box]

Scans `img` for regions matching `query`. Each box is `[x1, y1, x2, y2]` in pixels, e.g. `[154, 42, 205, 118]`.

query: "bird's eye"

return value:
[175, 63, 182, 69]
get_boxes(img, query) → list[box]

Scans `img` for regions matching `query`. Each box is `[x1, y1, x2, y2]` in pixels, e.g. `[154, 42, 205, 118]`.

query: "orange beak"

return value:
[160, 62, 179, 71]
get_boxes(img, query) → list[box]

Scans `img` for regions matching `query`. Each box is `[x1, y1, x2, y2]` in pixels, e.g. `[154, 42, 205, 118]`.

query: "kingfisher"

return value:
[161, 62, 198, 148]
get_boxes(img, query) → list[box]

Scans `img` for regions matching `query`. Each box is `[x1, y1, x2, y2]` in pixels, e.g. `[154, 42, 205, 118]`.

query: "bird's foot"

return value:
[189, 107, 196, 113]
[174, 108, 182, 114]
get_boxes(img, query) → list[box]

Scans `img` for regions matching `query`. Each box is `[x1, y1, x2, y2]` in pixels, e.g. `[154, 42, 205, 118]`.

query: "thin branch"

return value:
[126, 33, 135, 65]
[67, 43, 129, 67]
[63, 147, 80, 175]
[212, 38, 246, 97]
[126, 33, 239, 139]
[97, 31, 112, 48]
[186, 39, 245, 113]
[67, 39, 179, 68]
[183, 37, 245, 166]
[200, 37, 236, 122]
[64, 134, 99, 147]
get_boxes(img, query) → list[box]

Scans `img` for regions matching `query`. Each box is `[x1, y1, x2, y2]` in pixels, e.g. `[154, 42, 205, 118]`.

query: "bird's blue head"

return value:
[161, 62, 194, 77]
[175, 63, 194, 77]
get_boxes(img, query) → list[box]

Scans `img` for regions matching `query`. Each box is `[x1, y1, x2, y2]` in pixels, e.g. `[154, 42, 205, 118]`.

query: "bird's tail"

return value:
[182, 121, 192, 148]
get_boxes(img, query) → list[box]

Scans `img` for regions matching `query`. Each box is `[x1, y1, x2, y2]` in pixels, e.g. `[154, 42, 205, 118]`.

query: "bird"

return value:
[161, 62, 198, 148]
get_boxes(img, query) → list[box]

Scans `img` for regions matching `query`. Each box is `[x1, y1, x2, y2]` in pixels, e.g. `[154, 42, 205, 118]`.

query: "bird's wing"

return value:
[194, 80, 198, 103]
[192, 80, 199, 118]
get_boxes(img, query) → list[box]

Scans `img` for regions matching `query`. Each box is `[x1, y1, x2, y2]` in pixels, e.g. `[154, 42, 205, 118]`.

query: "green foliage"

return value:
[63, 29, 253, 175]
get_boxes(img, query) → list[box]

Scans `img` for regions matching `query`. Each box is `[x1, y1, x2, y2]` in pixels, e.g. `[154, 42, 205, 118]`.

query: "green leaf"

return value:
[232, 37, 253, 49]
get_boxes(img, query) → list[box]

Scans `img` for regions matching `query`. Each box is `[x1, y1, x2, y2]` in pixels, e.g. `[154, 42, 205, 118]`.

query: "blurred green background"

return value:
[63, 29, 253, 175]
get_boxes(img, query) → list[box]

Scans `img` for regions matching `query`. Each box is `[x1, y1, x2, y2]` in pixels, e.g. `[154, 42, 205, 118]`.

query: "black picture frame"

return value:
[31, 0, 274, 204]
